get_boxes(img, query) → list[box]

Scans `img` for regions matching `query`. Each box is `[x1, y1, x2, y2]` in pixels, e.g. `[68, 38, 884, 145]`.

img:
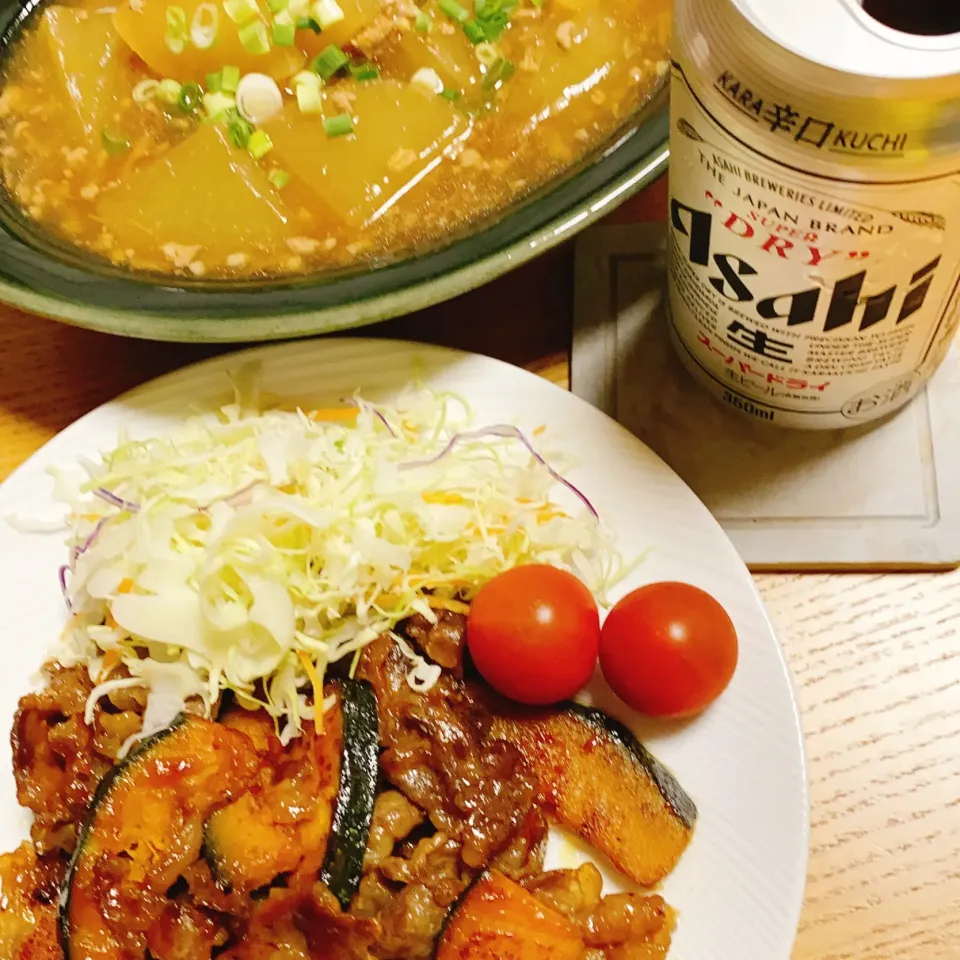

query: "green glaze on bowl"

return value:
[0, 0, 670, 343]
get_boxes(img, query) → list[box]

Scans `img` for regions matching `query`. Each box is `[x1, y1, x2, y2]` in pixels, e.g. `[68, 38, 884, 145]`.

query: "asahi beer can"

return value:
[666, 0, 960, 428]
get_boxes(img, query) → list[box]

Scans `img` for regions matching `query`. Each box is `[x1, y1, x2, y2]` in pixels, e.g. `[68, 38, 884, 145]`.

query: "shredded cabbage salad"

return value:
[32, 368, 627, 752]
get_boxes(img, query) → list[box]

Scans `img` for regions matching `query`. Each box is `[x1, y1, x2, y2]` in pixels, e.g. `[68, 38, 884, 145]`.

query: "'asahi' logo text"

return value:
[671, 198, 938, 333]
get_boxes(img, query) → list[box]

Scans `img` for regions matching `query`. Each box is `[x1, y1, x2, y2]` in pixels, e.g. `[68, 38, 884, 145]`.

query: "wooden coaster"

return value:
[572, 224, 960, 570]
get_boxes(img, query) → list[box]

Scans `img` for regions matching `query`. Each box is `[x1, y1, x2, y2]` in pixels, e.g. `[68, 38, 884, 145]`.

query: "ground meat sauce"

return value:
[0, 614, 675, 959]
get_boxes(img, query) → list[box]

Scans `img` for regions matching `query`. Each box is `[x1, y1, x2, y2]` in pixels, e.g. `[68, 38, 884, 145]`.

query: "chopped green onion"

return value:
[101, 128, 131, 154]
[268, 168, 291, 188]
[227, 111, 254, 146]
[296, 80, 323, 113]
[481, 55, 514, 90]
[462, 18, 484, 43]
[475, 40, 498, 66]
[267, 0, 289, 11]
[440, 87, 460, 101]
[221, 65, 241, 92]
[157, 78, 183, 105]
[235, 73, 283, 122]
[323, 112, 353, 137]
[292, 69, 322, 88]
[178, 82, 203, 112]
[296, 15, 321, 30]
[311, 0, 344, 27]
[348, 60, 379, 81]
[239, 19, 271, 52]
[164, 5, 188, 53]
[206, 70, 223, 92]
[415, 10, 432, 31]
[411, 67, 443, 94]
[247, 128, 274, 158]
[190, 2, 219, 48]
[438, 0, 469, 22]
[132, 78, 160, 104]
[311, 44, 349, 79]
[223, 0, 259, 23]
[473, 0, 516, 40]
[272, 19, 296, 44]
[203, 90, 236, 118]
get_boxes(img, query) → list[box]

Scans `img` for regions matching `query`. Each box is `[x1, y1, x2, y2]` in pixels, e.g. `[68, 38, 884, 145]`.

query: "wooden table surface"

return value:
[1, 177, 959, 960]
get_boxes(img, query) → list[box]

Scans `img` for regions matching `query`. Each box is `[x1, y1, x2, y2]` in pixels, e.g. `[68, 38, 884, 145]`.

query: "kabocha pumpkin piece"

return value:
[265, 80, 467, 226]
[95, 122, 296, 268]
[202, 700, 343, 896]
[58, 714, 261, 960]
[436, 870, 587, 960]
[475, 689, 697, 888]
[203, 680, 378, 909]
[319, 679, 379, 910]
[113, 0, 303, 83]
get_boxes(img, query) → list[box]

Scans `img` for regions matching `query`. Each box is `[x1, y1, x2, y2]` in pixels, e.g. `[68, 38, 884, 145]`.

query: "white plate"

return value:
[0, 338, 808, 959]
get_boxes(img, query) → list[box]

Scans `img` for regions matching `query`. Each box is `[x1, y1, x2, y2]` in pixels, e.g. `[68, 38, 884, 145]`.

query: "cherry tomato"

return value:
[599, 581, 738, 718]
[467, 565, 600, 705]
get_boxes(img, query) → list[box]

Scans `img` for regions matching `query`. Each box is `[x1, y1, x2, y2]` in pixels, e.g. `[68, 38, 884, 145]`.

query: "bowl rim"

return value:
[0, 135, 662, 341]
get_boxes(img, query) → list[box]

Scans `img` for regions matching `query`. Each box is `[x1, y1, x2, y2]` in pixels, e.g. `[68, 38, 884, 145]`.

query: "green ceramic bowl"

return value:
[0, 2, 669, 343]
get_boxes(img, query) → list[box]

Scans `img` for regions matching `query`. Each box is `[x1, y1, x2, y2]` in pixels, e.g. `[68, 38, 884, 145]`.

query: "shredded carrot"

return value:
[421, 491, 469, 505]
[307, 408, 360, 423]
[98, 648, 122, 681]
[374, 592, 402, 610]
[117, 578, 134, 594]
[533, 424, 547, 437]
[104, 610, 119, 630]
[298, 651, 324, 727]
[427, 596, 471, 615]
[537, 508, 570, 524]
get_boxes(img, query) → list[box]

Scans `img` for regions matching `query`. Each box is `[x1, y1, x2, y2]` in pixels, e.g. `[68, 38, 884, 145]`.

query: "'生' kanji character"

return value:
[726, 320, 793, 361]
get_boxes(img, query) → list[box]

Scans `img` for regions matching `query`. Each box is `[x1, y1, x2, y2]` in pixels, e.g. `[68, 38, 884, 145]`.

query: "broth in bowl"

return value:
[0, 0, 668, 278]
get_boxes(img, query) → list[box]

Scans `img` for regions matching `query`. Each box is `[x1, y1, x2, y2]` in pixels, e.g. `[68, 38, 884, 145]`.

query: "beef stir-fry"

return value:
[0, 612, 692, 959]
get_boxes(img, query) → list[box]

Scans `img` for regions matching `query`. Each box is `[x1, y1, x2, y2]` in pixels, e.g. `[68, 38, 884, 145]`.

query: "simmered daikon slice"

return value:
[296, 0, 392, 60]
[380, 2, 482, 96]
[113, 0, 303, 84]
[38, 7, 133, 144]
[266, 79, 467, 226]
[499, 8, 623, 136]
[96, 122, 295, 267]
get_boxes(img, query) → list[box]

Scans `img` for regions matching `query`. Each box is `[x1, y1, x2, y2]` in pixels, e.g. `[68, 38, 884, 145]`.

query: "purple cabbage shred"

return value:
[399, 424, 600, 521]
[94, 488, 140, 513]
[58, 564, 72, 612]
[341, 397, 398, 437]
[74, 516, 110, 561]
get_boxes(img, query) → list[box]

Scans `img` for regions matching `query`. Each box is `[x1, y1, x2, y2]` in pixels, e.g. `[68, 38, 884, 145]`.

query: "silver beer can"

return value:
[667, 0, 960, 428]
